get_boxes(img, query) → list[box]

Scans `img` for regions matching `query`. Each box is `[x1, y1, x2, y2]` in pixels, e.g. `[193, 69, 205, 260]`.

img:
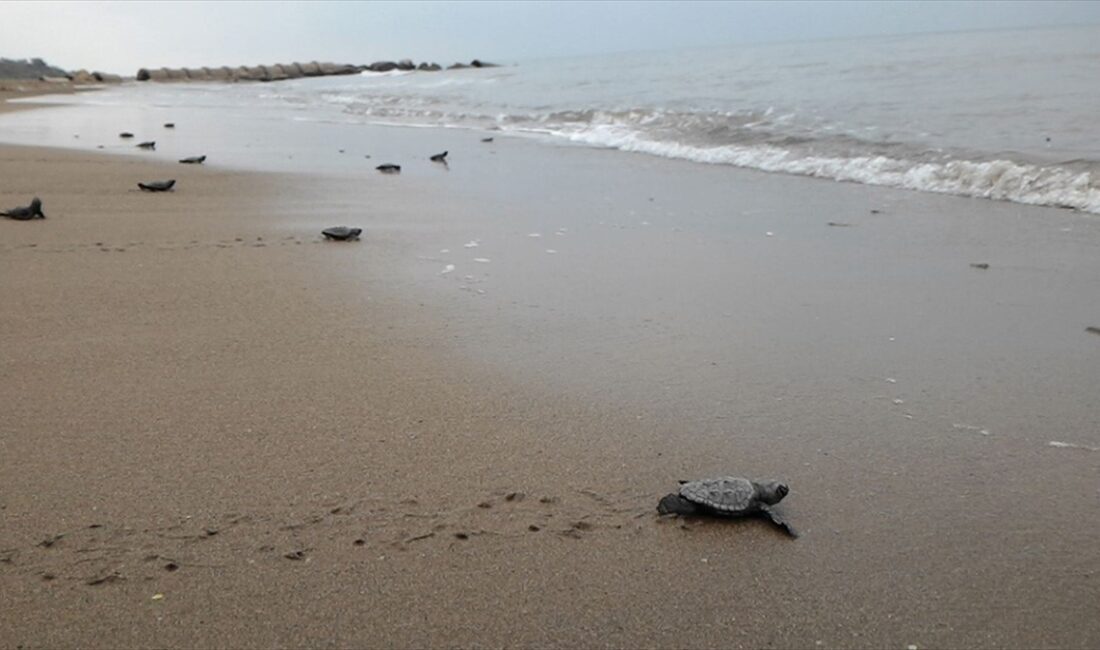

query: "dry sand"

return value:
[1, 128, 1099, 649]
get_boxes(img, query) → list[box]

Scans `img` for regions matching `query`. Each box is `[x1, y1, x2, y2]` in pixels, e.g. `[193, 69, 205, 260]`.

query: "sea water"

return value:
[4, 24, 1099, 213]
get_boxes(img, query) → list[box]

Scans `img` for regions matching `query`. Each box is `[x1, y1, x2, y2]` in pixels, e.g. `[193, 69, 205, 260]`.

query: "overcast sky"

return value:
[2, 0, 1099, 74]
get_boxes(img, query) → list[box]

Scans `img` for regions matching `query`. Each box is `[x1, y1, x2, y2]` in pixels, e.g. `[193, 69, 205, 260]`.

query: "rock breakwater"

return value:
[137, 59, 498, 83]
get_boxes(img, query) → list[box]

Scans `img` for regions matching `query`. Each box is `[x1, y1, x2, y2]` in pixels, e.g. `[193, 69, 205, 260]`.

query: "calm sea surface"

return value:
[6, 25, 1100, 212]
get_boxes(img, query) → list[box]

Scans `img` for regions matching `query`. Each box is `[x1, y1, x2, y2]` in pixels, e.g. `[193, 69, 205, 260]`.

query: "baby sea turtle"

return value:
[1, 197, 45, 220]
[376, 164, 401, 174]
[430, 151, 448, 163]
[136, 141, 156, 150]
[322, 227, 362, 241]
[657, 476, 797, 538]
[179, 155, 206, 164]
[119, 132, 134, 138]
[138, 180, 176, 192]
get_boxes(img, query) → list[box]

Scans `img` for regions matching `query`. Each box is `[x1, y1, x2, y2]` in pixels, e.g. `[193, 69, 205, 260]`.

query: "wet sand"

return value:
[1, 119, 1099, 649]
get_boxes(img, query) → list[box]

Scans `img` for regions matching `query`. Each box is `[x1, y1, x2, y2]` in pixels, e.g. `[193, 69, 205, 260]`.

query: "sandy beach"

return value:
[2, 91, 1099, 650]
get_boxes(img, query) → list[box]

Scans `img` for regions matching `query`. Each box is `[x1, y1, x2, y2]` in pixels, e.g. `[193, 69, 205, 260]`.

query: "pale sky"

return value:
[2, 0, 1098, 75]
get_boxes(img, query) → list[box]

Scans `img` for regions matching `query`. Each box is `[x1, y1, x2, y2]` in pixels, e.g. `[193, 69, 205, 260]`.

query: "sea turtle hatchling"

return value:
[322, 227, 362, 241]
[1, 197, 45, 220]
[138, 180, 176, 192]
[657, 476, 798, 538]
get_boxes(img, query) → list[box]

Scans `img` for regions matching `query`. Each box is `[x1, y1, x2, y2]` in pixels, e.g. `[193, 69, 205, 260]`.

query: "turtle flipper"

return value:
[657, 493, 701, 516]
[760, 506, 799, 538]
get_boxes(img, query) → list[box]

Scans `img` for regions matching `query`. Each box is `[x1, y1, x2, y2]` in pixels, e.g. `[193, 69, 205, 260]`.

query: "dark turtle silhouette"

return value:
[376, 164, 401, 173]
[1, 197, 45, 220]
[430, 151, 448, 163]
[179, 155, 206, 164]
[164, 123, 175, 128]
[481, 137, 494, 143]
[119, 132, 134, 138]
[138, 180, 176, 192]
[322, 227, 362, 241]
[657, 476, 797, 537]
[136, 141, 156, 150]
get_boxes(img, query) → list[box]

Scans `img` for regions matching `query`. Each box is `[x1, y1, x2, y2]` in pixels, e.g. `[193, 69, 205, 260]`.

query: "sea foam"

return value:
[539, 122, 1100, 214]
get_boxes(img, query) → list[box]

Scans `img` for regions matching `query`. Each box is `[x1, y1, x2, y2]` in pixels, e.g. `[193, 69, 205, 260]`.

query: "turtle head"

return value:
[756, 481, 789, 505]
[31, 197, 44, 217]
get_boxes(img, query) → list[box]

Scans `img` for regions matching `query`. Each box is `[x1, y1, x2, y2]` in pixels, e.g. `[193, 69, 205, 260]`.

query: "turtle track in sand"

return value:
[0, 487, 655, 588]
[0, 235, 325, 256]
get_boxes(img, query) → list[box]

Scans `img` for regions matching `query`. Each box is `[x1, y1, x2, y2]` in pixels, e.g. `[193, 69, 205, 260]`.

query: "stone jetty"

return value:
[137, 59, 498, 83]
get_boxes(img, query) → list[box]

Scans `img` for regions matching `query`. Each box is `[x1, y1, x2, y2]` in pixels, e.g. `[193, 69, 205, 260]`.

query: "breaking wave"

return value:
[328, 98, 1100, 214]
[539, 119, 1100, 213]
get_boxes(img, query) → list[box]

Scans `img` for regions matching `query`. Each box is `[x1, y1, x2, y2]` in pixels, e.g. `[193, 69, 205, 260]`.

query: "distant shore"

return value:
[2, 94, 1099, 649]
[0, 79, 90, 111]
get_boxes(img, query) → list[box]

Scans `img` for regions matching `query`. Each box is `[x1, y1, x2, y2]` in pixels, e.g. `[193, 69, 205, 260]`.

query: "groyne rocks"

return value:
[137, 59, 498, 83]
[0, 58, 121, 84]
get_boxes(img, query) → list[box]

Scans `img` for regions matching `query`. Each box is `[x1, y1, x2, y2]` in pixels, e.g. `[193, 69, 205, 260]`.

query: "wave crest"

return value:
[326, 96, 1100, 213]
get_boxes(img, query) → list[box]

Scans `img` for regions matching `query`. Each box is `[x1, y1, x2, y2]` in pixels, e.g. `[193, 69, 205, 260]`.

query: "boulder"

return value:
[70, 69, 96, 84]
[396, 59, 415, 71]
[321, 62, 357, 75]
[232, 66, 251, 81]
[448, 62, 469, 70]
[368, 61, 398, 72]
[470, 59, 498, 68]
[417, 62, 442, 71]
[165, 68, 187, 81]
[282, 63, 303, 78]
[208, 67, 231, 81]
[136, 68, 152, 81]
[93, 72, 122, 83]
[300, 61, 322, 76]
[262, 64, 288, 81]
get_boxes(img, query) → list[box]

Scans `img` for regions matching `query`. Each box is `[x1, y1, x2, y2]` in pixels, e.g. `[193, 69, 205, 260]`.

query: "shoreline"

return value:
[0, 80, 95, 114]
[2, 99, 1100, 649]
[3, 79, 1099, 215]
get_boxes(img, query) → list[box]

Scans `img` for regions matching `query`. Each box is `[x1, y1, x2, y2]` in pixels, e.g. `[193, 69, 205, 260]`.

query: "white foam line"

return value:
[952, 424, 991, 436]
[1048, 441, 1099, 452]
[440, 264, 455, 275]
[541, 124, 1100, 214]
[464, 240, 480, 248]
[473, 257, 491, 263]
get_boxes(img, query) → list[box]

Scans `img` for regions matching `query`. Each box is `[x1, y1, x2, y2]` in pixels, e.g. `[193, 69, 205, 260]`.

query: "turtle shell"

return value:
[322, 227, 362, 241]
[138, 180, 176, 192]
[679, 477, 758, 513]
